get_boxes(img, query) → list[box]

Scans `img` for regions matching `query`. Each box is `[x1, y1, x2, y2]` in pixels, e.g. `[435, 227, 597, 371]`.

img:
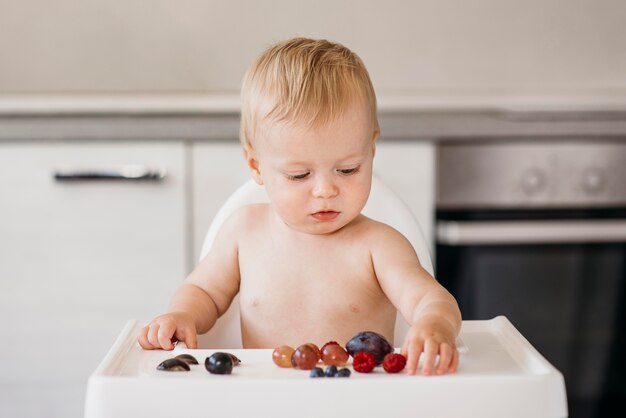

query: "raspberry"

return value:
[382, 353, 407, 373]
[352, 351, 376, 373]
[320, 341, 339, 353]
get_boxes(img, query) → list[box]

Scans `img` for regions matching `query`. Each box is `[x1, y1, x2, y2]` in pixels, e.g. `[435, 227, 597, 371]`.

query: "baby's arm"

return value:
[371, 223, 462, 375]
[138, 211, 242, 350]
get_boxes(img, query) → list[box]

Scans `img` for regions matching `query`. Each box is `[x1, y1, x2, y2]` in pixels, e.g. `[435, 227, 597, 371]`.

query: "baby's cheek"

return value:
[277, 195, 306, 221]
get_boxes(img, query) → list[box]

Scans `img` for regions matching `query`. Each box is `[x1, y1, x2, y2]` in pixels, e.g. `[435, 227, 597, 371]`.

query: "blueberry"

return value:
[310, 367, 325, 378]
[205, 352, 234, 374]
[336, 368, 351, 377]
[324, 365, 338, 377]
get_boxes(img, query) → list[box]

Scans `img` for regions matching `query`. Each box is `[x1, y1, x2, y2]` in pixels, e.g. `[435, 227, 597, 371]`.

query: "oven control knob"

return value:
[581, 167, 606, 194]
[520, 168, 546, 195]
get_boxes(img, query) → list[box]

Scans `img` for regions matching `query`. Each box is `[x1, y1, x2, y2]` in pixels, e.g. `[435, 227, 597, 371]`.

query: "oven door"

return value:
[436, 209, 626, 418]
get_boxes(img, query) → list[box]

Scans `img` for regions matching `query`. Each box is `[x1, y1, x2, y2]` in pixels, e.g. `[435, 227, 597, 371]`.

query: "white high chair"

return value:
[196, 175, 434, 349]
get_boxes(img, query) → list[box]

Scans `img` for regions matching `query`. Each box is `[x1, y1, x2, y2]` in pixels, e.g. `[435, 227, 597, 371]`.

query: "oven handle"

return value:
[437, 219, 626, 245]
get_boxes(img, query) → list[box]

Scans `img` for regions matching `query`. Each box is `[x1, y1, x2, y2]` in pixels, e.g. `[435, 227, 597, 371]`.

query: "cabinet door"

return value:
[0, 142, 187, 418]
[374, 141, 435, 251]
[192, 141, 251, 260]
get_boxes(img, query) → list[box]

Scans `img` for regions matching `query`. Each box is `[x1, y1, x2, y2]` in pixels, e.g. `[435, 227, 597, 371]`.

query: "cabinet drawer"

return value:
[0, 142, 187, 418]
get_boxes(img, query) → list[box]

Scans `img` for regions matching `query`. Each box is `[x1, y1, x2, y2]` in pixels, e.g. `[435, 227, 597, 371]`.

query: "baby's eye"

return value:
[286, 172, 310, 181]
[338, 166, 360, 175]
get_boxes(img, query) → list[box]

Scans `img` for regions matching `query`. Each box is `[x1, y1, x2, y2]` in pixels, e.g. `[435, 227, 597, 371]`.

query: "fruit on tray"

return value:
[223, 352, 242, 366]
[309, 366, 351, 378]
[345, 331, 394, 366]
[336, 368, 351, 377]
[205, 352, 234, 375]
[156, 358, 191, 372]
[174, 354, 199, 365]
[352, 351, 376, 373]
[304, 343, 322, 361]
[321, 343, 349, 367]
[309, 367, 325, 378]
[324, 365, 338, 377]
[291, 344, 320, 370]
[273, 345, 296, 368]
[320, 340, 340, 352]
[382, 353, 407, 373]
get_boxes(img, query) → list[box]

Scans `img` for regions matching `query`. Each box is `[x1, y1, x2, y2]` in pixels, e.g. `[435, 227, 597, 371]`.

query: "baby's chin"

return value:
[286, 216, 358, 236]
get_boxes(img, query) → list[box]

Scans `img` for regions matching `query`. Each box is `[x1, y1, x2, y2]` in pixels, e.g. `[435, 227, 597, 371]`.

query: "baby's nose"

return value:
[312, 176, 339, 199]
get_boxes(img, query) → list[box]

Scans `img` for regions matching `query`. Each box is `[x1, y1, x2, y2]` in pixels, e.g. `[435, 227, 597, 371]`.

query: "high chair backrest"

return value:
[197, 175, 434, 349]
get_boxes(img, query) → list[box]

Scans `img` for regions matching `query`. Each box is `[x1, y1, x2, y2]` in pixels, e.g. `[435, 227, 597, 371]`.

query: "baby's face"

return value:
[250, 103, 377, 235]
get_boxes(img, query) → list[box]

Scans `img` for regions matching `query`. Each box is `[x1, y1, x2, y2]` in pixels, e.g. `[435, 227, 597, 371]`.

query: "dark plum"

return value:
[345, 331, 394, 366]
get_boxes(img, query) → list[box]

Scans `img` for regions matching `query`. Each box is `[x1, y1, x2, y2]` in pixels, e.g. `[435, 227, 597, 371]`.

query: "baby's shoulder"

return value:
[350, 215, 412, 248]
[210, 203, 269, 241]
[223, 203, 270, 233]
[203, 204, 268, 255]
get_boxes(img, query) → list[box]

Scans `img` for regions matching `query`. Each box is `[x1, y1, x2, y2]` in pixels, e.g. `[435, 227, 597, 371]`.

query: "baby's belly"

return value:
[238, 293, 397, 348]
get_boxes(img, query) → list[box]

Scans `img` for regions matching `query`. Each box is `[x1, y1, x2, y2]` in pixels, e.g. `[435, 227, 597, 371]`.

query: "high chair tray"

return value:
[85, 316, 567, 418]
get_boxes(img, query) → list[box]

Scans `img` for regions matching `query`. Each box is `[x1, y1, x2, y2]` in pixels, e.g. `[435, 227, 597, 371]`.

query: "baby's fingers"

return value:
[147, 323, 162, 348]
[157, 322, 177, 350]
[421, 340, 438, 376]
[175, 325, 198, 349]
[403, 340, 423, 375]
[138, 326, 155, 349]
[436, 343, 454, 375]
[449, 347, 460, 373]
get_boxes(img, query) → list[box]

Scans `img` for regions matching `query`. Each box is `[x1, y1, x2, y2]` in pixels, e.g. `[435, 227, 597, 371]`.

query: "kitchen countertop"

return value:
[1, 93, 626, 142]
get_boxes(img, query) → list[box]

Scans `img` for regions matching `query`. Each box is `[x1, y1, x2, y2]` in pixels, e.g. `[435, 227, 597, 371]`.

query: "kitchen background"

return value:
[1, 1, 625, 417]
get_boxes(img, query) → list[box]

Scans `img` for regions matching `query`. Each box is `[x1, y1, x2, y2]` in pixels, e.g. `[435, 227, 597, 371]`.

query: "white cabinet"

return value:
[0, 142, 187, 418]
[191, 142, 251, 261]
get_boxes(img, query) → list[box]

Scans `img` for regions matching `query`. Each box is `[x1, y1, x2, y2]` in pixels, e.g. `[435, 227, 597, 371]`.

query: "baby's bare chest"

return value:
[237, 235, 387, 315]
[233, 224, 397, 347]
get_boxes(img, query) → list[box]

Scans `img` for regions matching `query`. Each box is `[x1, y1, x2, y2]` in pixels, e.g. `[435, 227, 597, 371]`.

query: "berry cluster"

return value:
[310, 365, 351, 378]
[352, 351, 407, 373]
[272, 331, 407, 376]
[272, 341, 350, 370]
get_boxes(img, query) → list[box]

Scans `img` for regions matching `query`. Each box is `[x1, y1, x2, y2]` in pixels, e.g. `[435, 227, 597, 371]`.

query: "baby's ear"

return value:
[371, 129, 379, 157]
[243, 144, 264, 185]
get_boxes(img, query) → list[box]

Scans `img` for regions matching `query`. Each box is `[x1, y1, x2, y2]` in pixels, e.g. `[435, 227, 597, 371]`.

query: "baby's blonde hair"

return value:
[240, 37, 379, 148]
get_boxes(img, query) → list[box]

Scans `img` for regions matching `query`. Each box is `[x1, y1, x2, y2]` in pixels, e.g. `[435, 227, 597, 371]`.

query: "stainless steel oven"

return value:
[435, 141, 626, 418]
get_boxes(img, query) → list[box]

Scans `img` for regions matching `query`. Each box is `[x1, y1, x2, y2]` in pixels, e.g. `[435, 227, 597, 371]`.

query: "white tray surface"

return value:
[86, 316, 567, 418]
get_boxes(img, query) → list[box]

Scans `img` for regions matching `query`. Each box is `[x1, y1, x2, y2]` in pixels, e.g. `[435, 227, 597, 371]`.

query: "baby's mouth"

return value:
[311, 210, 340, 221]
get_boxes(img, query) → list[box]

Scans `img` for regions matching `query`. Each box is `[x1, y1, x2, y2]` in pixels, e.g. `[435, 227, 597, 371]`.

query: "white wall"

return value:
[1, 0, 625, 95]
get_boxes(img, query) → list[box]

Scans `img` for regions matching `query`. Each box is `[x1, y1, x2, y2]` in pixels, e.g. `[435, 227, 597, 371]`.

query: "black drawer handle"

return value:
[53, 165, 166, 182]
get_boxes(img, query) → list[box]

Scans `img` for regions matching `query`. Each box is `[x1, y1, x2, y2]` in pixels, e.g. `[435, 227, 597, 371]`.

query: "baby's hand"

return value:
[401, 315, 459, 376]
[137, 312, 198, 350]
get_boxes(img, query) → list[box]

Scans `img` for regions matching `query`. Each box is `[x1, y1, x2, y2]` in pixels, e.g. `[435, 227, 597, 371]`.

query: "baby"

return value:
[139, 37, 462, 375]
